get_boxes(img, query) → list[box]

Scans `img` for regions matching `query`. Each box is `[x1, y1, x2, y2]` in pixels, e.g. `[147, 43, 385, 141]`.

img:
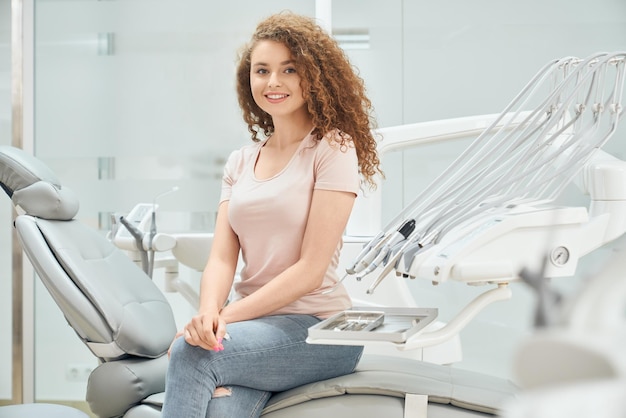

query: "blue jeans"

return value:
[162, 314, 363, 418]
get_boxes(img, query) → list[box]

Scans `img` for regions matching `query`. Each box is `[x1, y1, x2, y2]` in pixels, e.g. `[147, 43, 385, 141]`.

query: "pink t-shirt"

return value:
[220, 130, 360, 319]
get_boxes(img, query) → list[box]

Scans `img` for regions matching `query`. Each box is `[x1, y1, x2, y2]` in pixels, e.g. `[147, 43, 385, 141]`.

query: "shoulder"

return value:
[306, 129, 356, 156]
[322, 129, 355, 150]
[308, 130, 360, 192]
[225, 141, 263, 168]
[223, 141, 263, 181]
[311, 130, 357, 164]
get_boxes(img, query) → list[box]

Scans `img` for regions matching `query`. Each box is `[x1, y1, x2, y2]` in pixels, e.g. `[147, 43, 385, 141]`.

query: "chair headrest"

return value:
[0, 146, 79, 220]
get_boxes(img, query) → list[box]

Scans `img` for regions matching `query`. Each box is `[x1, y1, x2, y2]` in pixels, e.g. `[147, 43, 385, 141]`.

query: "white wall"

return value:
[1, 0, 625, 402]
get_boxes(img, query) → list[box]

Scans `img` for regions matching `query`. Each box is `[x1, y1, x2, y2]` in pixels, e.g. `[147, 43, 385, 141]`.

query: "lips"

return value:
[265, 93, 289, 103]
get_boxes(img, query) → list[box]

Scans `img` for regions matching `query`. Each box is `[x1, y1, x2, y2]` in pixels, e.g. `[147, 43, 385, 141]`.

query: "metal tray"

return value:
[316, 310, 385, 333]
[308, 307, 438, 344]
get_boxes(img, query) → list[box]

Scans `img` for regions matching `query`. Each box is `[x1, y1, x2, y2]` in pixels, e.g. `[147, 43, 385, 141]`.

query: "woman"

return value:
[162, 12, 382, 417]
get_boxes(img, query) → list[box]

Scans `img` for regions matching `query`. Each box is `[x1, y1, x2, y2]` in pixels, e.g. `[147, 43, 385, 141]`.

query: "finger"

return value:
[184, 325, 200, 346]
[184, 327, 213, 351]
[190, 314, 216, 347]
[214, 319, 227, 341]
[200, 316, 218, 346]
[213, 320, 227, 352]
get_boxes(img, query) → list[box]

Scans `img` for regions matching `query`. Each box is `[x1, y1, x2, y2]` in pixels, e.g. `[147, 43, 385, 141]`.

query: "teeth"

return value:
[267, 94, 287, 99]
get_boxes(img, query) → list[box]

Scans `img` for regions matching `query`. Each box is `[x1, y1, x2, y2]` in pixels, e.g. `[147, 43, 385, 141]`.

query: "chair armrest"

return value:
[87, 355, 168, 418]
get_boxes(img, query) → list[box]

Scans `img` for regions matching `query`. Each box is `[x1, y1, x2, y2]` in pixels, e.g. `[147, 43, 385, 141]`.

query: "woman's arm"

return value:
[220, 189, 355, 323]
[183, 200, 240, 350]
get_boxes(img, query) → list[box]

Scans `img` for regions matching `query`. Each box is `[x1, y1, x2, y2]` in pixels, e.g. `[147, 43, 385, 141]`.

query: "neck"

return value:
[269, 113, 314, 149]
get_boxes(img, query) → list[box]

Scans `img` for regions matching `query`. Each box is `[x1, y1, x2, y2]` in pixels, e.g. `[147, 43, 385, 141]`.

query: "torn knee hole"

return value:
[213, 386, 232, 398]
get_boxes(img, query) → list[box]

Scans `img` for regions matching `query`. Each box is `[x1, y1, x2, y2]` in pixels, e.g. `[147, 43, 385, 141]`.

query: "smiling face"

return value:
[249, 40, 308, 122]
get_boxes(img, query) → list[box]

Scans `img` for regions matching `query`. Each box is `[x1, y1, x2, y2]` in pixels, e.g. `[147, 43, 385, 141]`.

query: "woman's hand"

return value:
[183, 309, 227, 352]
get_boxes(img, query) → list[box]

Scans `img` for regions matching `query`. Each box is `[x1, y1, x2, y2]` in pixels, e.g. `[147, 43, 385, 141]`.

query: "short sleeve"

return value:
[314, 135, 361, 195]
[220, 149, 241, 204]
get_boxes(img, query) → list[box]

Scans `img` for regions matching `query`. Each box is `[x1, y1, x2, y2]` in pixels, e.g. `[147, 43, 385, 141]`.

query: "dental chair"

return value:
[0, 144, 517, 418]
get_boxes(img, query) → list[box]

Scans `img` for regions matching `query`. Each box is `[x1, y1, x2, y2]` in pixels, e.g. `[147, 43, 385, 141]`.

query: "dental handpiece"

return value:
[344, 232, 387, 276]
[356, 219, 416, 280]
[324, 224, 404, 294]
[365, 238, 421, 295]
[365, 233, 432, 295]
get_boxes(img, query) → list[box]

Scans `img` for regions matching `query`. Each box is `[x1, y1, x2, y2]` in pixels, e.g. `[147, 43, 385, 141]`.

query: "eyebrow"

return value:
[252, 60, 294, 67]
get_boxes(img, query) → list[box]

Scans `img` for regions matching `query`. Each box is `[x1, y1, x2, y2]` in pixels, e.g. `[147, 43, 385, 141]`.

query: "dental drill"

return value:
[354, 218, 416, 280]
[322, 219, 416, 294]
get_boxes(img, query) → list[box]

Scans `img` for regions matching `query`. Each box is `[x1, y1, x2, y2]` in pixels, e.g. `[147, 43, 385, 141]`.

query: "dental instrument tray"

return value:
[308, 307, 438, 344]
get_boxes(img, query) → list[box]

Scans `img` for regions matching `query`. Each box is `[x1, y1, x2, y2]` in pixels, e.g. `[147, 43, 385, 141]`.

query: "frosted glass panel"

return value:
[32, 0, 315, 403]
[35, 0, 315, 231]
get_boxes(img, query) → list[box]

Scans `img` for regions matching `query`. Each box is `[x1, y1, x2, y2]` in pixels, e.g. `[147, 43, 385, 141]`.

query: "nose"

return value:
[268, 71, 281, 88]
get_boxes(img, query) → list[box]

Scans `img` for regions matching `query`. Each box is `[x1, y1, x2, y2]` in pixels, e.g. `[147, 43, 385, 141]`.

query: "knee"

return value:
[168, 337, 221, 372]
[213, 387, 232, 398]
[166, 338, 209, 384]
[167, 336, 199, 367]
[168, 336, 186, 360]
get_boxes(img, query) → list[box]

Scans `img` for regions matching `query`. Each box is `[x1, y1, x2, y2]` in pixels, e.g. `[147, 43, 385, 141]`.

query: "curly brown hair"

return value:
[236, 12, 383, 189]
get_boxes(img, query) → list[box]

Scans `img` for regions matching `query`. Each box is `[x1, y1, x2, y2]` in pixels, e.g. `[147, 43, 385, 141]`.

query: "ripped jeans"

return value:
[162, 314, 364, 418]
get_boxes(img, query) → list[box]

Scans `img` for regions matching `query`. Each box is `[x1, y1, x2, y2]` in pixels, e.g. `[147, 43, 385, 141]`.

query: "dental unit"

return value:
[355, 53, 626, 289]
[307, 52, 626, 350]
[1, 51, 625, 417]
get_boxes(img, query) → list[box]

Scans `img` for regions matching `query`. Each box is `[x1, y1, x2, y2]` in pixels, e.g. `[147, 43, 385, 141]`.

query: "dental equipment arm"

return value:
[308, 52, 626, 351]
[118, 215, 150, 274]
[112, 207, 202, 308]
[352, 52, 626, 290]
[110, 187, 179, 275]
[108, 188, 203, 308]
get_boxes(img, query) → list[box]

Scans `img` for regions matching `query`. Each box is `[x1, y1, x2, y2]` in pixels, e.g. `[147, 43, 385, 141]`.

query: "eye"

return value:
[255, 68, 268, 74]
[284, 67, 297, 74]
